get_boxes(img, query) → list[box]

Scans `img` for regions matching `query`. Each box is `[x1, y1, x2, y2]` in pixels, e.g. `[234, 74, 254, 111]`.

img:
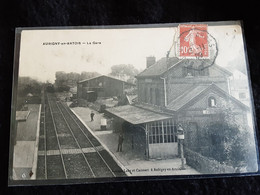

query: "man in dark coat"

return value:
[117, 133, 124, 152]
[90, 111, 95, 121]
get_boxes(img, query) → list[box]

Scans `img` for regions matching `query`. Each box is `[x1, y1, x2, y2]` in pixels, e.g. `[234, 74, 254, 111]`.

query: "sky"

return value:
[18, 23, 247, 83]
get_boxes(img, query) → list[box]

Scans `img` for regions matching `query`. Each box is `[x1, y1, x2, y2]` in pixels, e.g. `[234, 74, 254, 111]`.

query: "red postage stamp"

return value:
[178, 24, 208, 58]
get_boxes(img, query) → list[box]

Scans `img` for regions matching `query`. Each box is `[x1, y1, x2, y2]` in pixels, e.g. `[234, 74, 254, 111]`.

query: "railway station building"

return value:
[77, 75, 136, 102]
[105, 56, 250, 160]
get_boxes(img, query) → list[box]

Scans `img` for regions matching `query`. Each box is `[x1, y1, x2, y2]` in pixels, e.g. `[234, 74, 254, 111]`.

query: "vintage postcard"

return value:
[9, 21, 259, 185]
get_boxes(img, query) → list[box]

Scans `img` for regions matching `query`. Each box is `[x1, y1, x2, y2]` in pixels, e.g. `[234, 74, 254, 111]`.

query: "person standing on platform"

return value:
[90, 111, 95, 121]
[117, 133, 124, 152]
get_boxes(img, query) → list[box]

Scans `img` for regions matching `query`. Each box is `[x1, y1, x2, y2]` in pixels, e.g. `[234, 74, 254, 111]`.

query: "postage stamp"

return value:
[178, 24, 209, 58]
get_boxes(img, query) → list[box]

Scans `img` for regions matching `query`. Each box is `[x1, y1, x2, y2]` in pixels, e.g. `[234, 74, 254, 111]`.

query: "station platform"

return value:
[13, 104, 41, 180]
[71, 106, 200, 176]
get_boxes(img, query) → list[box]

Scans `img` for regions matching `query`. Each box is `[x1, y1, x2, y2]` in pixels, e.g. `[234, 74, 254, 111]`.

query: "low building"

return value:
[77, 75, 136, 102]
[106, 56, 250, 160]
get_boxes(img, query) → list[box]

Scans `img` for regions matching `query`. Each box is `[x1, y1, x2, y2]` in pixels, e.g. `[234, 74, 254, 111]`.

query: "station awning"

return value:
[105, 105, 173, 125]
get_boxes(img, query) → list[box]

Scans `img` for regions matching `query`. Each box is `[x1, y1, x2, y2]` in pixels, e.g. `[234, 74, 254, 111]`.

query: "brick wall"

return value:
[79, 76, 135, 99]
[137, 78, 164, 106]
[103, 77, 124, 97]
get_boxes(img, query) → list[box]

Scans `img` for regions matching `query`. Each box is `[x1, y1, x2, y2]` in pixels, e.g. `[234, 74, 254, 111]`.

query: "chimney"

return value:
[146, 56, 156, 68]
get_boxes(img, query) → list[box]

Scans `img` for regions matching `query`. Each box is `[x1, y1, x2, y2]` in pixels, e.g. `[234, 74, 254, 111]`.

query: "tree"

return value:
[17, 77, 42, 96]
[16, 77, 43, 110]
[46, 84, 55, 93]
[79, 71, 101, 81]
[55, 71, 80, 88]
[198, 102, 256, 170]
[55, 71, 101, 88]
[109, 64, 139, 84]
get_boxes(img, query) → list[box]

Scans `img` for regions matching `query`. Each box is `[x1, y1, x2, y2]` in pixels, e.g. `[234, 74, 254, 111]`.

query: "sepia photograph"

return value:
[9, 21, 259, 185]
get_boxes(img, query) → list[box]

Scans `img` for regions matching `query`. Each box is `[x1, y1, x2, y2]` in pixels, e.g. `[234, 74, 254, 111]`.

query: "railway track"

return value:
[36, 92, 125, 180]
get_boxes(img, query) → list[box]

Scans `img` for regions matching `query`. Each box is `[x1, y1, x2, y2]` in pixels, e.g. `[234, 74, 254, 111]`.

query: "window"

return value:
[155, 88, 160, 106]
[148, 120, 177, 144]
[163, 121, 177, 143]
[182, 65, 194, 77]
[149, 121, 163, 144]
[144, 86, 147, 103]
[186, 65, 194, 77]
[208, 96, 216, 107]
[150, 88, 154, 104]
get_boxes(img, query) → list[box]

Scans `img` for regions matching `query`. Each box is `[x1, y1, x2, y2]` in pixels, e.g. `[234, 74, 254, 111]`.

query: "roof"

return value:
[212, 65, 232, 76]
[167, 85, 209, 111]
[137, 57, 167, 77]
[167, 84, 249, 111]
[137, 57, 180, 77]
[16, 111, 30, 121]
[136, 57, 232, 78]
[105, 105, 172, 125]
[78, 75, 136, 86]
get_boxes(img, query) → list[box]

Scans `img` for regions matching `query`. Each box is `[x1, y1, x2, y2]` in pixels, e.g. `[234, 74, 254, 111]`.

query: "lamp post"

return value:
[177, 124, 185, 170]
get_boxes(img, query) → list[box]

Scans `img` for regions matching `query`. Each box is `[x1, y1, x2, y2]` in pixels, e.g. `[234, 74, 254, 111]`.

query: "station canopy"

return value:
[105, 105, 173, 125]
